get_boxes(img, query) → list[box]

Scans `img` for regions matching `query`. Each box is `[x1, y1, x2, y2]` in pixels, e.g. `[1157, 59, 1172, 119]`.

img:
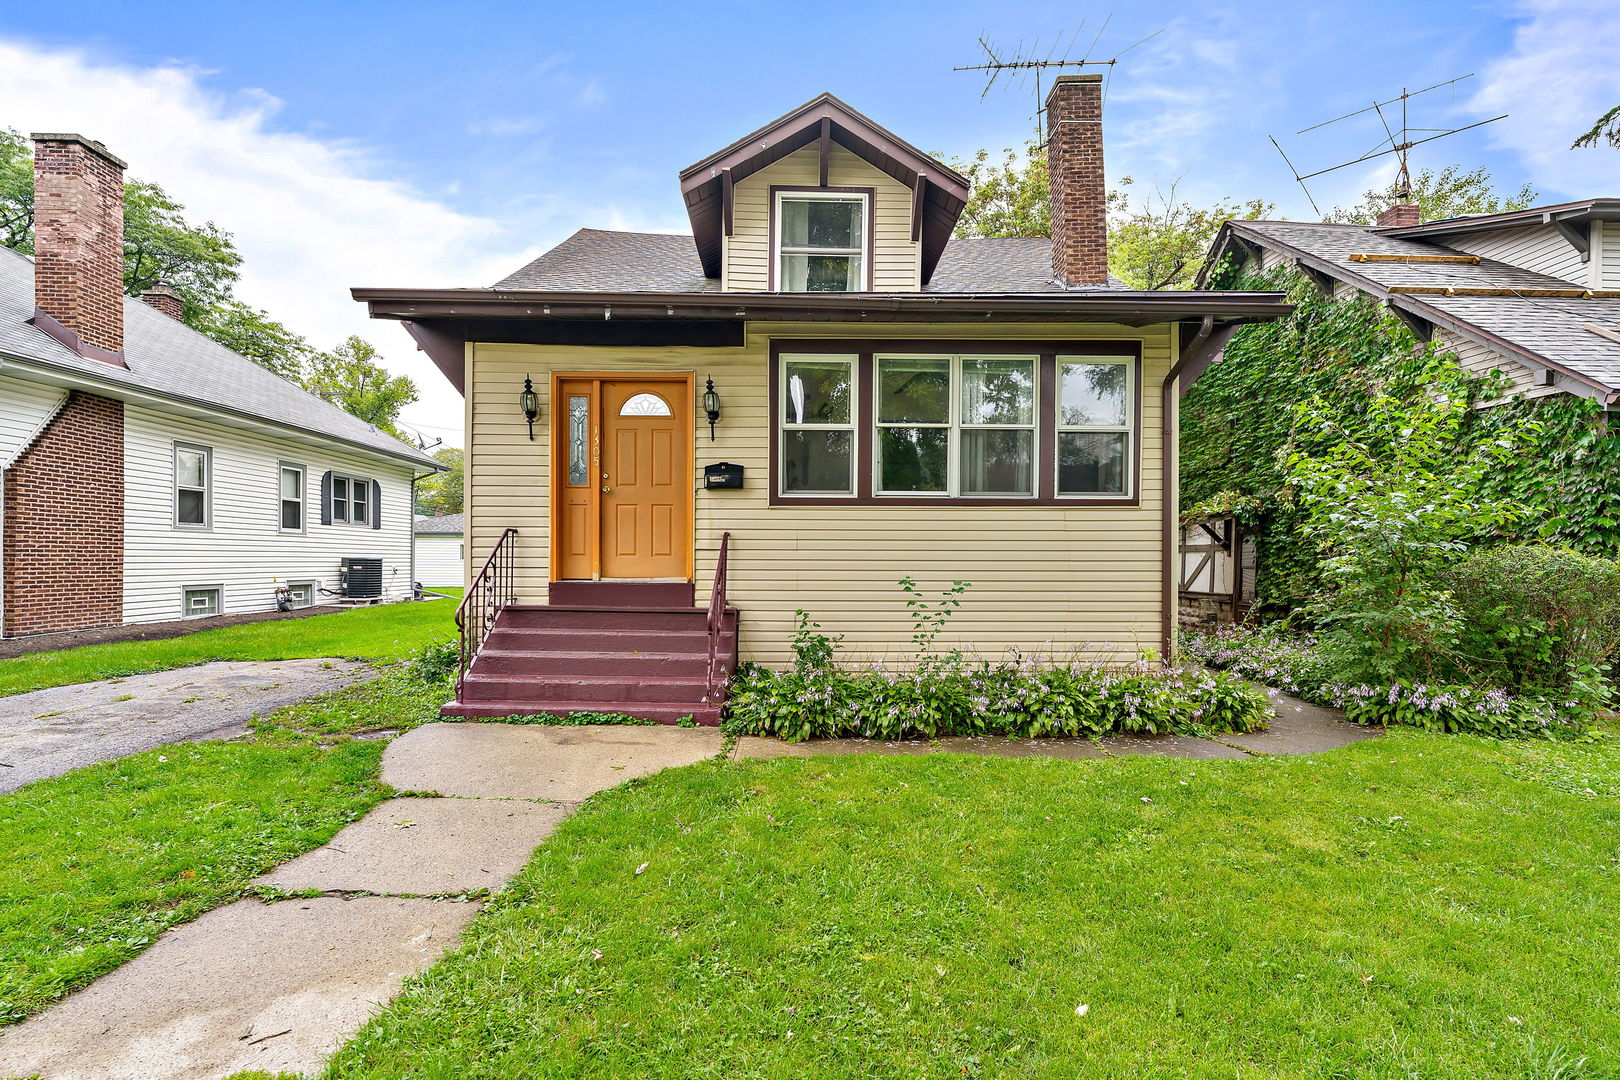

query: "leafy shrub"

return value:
[1185, 625, 1584, 739]
[724, 657, 1271, 742]
[1439, 544, 1620, 702]
[407, 638, 460, 688]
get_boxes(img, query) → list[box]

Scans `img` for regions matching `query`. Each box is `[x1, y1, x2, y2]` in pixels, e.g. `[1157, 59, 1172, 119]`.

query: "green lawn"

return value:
[324, 729, 1620, 1080]
[0, 592, 461, 696]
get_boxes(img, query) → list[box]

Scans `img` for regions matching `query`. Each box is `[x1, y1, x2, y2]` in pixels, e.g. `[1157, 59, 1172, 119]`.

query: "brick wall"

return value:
[2, 392, 125, 636]
[32, 134, 127, 354]
[1045, 74, 1109, 286]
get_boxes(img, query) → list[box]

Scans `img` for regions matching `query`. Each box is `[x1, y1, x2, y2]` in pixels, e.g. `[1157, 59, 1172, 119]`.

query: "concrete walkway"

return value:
[0, 659, 373, 794]
[0, 702, 1370, 1080]
[0, 724, 727, 1080]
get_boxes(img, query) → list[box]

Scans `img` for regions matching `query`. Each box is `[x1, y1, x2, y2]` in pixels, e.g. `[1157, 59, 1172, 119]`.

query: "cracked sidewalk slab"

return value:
[0, 659, 372, 793]
[257, 796, 571, 895]
[0, 895, 478, 1080]
[382, 722, 728, 800]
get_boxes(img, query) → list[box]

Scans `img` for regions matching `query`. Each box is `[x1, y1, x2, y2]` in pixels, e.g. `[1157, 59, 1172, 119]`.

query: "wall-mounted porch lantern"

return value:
[520, 375, 540, 440]
[702, 375, 722, 441]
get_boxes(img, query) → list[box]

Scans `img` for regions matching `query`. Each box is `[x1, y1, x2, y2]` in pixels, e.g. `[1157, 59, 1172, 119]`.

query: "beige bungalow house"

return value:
[354, 78, 1289, 721]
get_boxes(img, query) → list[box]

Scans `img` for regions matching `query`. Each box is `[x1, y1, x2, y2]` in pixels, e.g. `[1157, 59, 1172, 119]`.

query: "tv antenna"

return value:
[1268, 75, 1507, 218]
[954, 19, 1164, 143]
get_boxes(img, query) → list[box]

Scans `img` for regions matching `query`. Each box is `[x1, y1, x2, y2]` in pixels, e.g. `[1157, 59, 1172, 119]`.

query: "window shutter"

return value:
[320, 471, 333, 525]
[370, 479, 382, 530]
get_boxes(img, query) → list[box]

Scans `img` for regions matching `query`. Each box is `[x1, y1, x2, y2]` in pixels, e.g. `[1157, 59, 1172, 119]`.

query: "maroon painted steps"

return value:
[443, 605, 739, 725]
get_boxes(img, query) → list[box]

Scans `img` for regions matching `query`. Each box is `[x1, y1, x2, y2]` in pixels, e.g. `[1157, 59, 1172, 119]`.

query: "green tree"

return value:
[1109, 179, 1272, 290]
[948, 143, 1270, 289]
[1329, 165, 1537, 225]
[415, 447, 464, 516]
[304, 336, 420, 437]
[1572, 106, 1620, 149]
[0, 129, 31, 250]
[187, 299, 312, 382]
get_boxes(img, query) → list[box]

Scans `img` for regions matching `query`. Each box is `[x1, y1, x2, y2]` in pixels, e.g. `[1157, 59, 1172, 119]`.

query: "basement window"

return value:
[775, 191, 868, 292]
[286, 582, 315, 609]
[182, 586, 221, 618]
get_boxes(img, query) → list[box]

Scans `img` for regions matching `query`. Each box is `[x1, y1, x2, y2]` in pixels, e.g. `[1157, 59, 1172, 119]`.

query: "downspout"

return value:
[1160, 316, 1213, 664]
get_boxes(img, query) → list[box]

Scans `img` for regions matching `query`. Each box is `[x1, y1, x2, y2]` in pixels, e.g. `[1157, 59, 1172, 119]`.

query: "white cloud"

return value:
[1474, 0, 1620, 198]
[0, 37, 539, 446]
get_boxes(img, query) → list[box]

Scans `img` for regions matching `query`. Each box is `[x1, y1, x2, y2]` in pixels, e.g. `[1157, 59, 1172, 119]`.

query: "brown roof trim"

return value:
[678, 93, 971, 285]
[1221, 220, 1619, 401]
[353, 285, 1293, 327]
[1377, 198, 1620, 239]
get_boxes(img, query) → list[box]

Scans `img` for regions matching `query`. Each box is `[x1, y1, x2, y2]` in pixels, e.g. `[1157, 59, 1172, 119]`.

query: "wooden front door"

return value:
[553, 375, 692, 582]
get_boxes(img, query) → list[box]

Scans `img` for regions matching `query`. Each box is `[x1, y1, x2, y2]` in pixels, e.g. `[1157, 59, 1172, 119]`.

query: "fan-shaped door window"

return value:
[619, 392, 672, 417]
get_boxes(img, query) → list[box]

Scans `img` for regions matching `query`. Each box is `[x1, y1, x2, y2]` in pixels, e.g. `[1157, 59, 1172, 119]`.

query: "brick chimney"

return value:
[1045, 74, 1109, 286]
[139, 283, 184, 321]
[31, 133, 127, 356]
[1376, 203, 1422, 228]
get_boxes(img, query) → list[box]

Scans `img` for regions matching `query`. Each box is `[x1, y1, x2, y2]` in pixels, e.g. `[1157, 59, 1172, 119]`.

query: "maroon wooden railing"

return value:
[455, 528, 518, 698]
[704, 531, 732, 701]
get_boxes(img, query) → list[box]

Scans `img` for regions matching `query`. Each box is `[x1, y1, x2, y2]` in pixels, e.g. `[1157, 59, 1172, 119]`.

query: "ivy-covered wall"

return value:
[1182, 266, 1620, 619]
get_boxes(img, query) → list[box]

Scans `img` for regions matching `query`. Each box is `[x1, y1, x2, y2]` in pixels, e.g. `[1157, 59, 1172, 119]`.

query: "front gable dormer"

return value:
[678, 94, 970, 293]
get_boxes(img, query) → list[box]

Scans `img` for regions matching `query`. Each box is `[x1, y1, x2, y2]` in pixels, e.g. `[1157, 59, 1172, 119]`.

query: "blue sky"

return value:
[0, 0, 1614, 443]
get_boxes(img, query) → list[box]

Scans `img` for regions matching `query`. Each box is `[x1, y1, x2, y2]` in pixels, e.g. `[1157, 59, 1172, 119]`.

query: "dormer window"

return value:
[774, 190, 869, 292]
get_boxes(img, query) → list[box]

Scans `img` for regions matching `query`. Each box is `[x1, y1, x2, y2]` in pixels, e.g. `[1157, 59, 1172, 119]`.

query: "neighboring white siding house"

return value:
[413, 514, 465, 589]
[123, 403, 418, 622]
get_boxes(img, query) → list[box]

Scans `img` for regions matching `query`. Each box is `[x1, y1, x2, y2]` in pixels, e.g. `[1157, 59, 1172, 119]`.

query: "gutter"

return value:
[0, 353, 444, 472]
[1160, 317, 1239, 662]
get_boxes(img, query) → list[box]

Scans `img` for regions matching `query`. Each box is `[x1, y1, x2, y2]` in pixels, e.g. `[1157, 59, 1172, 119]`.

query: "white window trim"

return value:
[278, 461, 306, 534]
[173, 442, 212, 530]
[873, 353, 1041, 499]
[773, 190, 870, 293]
[331, 473, 372, 526]
[180, 584, 223, 618]
[778, 353, 858, 497]
[1055, 355, 1136, 501]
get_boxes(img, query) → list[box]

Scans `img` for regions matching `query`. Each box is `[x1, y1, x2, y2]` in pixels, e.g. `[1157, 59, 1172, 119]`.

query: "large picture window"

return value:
[772, 341, 1139, 505]
[774, 191, 868, 292]
[875, 355, 1036, 497]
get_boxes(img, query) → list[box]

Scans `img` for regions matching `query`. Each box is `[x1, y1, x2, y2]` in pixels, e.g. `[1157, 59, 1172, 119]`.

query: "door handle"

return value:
[602, 485, 611, 493]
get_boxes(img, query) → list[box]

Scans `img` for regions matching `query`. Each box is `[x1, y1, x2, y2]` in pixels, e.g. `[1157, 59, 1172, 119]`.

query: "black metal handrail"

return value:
[455, 528, 518, 698]
[704, 531, 732, 701]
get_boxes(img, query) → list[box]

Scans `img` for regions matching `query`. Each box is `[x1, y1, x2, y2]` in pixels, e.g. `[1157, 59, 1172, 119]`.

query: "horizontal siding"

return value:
[123, 403, 416, 623]
[467, 321, 1172, 666]
[1448, 225, 1587, 286]
[1436, 328, 1561, 404]
[1598, 222, 1620, 290]
[415, 533, 464, 587]
[0, 374, 67, 465]
[724, 144, 919, 292]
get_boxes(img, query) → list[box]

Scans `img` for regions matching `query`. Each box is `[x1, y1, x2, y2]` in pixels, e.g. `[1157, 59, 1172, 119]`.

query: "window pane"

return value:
[282, 501, 302, 530]
[878, 357, 950, 424]
[568, 396, 589, 485]
[781, 198, 862, 249]
[961, 358, 1034, 426]
[178, 489, 205, 524]
[879, 427, 949, 492]
[960, 429, 1034, 495]
[185, 588, 219, 616]
[781, 254, 861, 292]
[1060, 361, 1129, 426]
[782, 430, 853, 494]
[333, 477, 348, 502]
[784, 361, 851, 425]
[1058, 432, 1129, 494]
[619, 393, 671, 416]
[177, 449, 205, 488]
[280, 467, 300, 500]
[353, 484, 368, 522]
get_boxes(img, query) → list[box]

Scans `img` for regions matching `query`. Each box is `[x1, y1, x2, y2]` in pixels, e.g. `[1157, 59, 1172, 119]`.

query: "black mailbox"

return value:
[704, 462, 744, 489]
